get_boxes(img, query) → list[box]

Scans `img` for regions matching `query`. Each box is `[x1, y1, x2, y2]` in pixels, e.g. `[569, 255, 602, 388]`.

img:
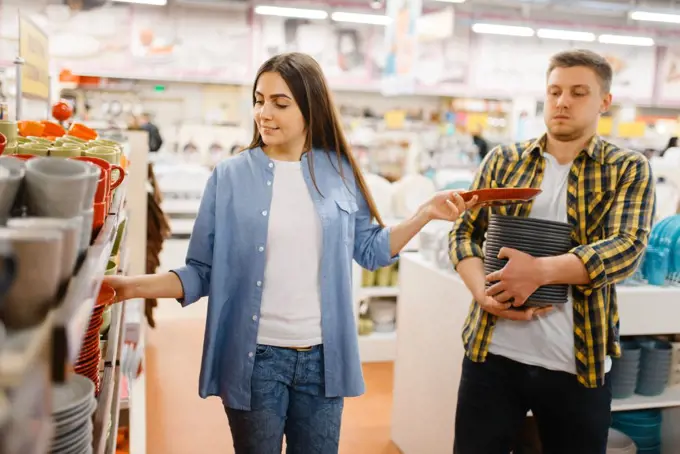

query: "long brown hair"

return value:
[245, 52, 384, 227]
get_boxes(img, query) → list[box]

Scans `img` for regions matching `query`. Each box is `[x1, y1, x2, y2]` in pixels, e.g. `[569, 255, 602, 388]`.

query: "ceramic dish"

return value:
[462, 188, 542, 206]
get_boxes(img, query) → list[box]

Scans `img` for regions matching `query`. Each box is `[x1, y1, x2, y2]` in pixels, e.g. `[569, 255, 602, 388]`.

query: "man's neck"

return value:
[545, 133, 595, 165]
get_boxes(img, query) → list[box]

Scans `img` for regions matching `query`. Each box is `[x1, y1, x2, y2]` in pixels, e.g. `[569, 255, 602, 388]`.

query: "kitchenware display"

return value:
[484, 214, 573, 307]
[0, 227, 62, 329]
[25, 157, 91, 218]
[50, 374, 97, 453]
[68, 123, 97, 142]
[7, 216, 83, 290]
[0, 157, 26, 221]
[636, 339, 673, 397]
[606, 428, 637, 454]
[462, 187, 542, 206]
[612, 410, 662, 454]
[74, 282, 117, 395]
[610, 340, 642, 399]
[0, 120, 18, 154]
[40, 120, 66, 138]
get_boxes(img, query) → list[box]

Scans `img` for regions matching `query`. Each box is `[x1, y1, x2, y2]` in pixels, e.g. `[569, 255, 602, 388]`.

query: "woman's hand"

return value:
[103, 275, 137, 302]
[419, 191, 478, 223]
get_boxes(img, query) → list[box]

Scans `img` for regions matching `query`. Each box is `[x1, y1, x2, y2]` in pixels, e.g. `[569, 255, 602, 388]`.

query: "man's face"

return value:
[544, 66, 612, 141]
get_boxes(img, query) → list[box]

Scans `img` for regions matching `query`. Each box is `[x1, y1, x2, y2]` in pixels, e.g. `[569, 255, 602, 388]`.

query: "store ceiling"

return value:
[194, 0, 680, 35]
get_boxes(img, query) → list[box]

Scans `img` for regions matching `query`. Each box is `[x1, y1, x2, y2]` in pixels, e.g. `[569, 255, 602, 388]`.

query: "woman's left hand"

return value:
[419, 191, 478, 222]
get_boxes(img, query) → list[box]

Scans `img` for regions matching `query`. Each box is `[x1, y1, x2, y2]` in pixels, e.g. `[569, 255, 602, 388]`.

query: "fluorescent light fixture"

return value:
[432, 0, 466, 3]
[472, 23, 534, 37]
[254, 5, 328, 19]
[112, 0, 167, 4]
[598, 34, 655, 46]
[630, 11, 680, 24]
[331, 12, 391, 25]
[537, 29, 596, 42]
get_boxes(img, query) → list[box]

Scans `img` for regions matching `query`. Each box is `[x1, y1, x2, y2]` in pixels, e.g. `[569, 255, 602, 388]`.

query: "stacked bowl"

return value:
[611, 340, 642, 398]
[612, 410, 662, 454]
[484, 214, 573, 307]
[637, 339, 673, 396]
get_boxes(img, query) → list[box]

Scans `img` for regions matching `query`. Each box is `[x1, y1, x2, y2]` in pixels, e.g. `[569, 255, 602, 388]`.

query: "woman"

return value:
[105, 52, 476, 453]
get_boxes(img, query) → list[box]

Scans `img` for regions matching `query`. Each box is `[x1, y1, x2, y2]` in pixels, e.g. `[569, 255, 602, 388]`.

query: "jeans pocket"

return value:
[255, 344, 273, 358]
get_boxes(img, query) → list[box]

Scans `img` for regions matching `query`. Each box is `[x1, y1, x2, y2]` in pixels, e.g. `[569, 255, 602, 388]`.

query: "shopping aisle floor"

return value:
[145, 240, 401, 453]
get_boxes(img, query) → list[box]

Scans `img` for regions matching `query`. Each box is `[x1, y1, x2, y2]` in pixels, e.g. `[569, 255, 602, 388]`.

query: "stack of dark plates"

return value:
[485, 214, 573, 307]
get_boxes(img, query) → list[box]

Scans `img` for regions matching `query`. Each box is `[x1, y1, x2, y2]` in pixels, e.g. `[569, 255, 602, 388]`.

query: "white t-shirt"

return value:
[489, 152, 611, 374]
[256, 159, 323, 347]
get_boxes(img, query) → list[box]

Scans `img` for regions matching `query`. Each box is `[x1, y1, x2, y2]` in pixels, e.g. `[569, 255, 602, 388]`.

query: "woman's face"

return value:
[253, 71, 306, 150]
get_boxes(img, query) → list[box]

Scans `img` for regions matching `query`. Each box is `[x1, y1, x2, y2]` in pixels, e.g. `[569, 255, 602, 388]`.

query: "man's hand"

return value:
[476, 293, 552, 320]
[484, 247, 550, 309]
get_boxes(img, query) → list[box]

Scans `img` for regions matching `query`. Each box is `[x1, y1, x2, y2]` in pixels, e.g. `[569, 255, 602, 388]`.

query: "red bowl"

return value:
[0, 133, 6, 156]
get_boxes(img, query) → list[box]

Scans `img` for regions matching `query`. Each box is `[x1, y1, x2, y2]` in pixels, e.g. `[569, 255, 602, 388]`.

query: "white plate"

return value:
[53, 374, 95, 416]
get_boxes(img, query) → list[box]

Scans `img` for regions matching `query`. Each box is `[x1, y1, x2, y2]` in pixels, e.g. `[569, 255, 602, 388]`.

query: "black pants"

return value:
[454, 353, 612, 454]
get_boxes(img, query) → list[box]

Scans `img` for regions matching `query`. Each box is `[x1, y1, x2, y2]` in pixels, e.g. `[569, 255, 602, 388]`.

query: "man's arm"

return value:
[540, 155, 655, 291]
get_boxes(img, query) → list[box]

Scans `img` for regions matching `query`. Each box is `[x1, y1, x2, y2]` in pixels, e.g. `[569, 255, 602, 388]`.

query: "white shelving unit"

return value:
[391, 253, 680, 454]
[352, 227, 420, 363]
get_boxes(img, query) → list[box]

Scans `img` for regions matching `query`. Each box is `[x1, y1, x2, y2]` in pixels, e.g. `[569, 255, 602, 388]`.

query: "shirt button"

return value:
[262, 210, 268, 216]
[268, 163, 273, 168]
[252, 315, 258, 321]
[256, 281, 262, 287]
[267, 181, 272, 186]
[248, 352, 254, 358]
[258, 246, 264, 252]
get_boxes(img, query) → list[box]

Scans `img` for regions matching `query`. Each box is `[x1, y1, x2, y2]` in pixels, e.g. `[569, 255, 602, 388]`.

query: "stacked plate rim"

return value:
[51, 374, 96, 454]
[74, 304, 105, 395]
[485, 214, 573, 307]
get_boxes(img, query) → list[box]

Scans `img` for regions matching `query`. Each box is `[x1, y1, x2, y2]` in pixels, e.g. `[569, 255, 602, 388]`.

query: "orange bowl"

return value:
[96, 282, 116, 308]
[41, 121, 66, 137]
[68, 123, 97, 141]
[18, 121, 45, 138]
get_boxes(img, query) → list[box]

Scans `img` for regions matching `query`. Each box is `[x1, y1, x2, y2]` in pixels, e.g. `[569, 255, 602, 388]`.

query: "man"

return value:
[138, 113, 163, 152]
[449, 49, 655, 454]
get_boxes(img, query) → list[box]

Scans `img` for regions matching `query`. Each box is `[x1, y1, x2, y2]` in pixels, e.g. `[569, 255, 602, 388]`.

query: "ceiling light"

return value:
[537, 29, 596, 42]
[630, 11, 680, 24]
[331, 12, 391, 25]
[254, 5, 328, 19]
[598, 34, 655, 46]
[472, 23, 534, 37]
[112, 0, 167, 4]
[432, 0, 466, 3]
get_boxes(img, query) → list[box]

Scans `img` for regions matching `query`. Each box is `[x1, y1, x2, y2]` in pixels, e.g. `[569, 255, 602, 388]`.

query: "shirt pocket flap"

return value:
[335, 198, 358, 214]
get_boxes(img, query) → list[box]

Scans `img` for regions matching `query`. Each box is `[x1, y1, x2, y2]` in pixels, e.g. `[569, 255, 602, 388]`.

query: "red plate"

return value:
[462, 188, 542, 207]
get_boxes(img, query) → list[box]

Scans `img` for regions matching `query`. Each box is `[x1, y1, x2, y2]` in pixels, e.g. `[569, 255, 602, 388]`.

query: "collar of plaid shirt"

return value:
[450, 133, 656, 388]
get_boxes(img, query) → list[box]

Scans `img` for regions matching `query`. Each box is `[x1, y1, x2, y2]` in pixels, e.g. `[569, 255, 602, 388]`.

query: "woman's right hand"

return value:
[102, 272, 185, 302]
[103, 275, 137, 302]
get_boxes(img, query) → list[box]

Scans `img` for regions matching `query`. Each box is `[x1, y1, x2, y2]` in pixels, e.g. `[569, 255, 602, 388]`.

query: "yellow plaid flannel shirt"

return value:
[449, 134, 656, 388]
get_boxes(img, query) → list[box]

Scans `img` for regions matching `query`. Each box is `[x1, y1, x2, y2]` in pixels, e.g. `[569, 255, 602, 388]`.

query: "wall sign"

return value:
[19, 13, 50, 100]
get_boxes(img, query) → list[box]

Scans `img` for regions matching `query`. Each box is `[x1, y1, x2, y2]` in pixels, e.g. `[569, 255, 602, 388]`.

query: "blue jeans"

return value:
[225, 345, 344, 454]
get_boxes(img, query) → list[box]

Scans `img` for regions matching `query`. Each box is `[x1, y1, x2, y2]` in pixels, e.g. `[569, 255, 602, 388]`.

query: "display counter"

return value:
[391, 253, 680, 454]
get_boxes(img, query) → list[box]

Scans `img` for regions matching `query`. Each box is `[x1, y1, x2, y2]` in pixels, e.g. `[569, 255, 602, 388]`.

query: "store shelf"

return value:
[612, 386, 680, 412]
[52, 214, 117, 381]
[359, 286, 400, 299]
[93, 302, 125, 454]
[358, 331, 397, 362]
